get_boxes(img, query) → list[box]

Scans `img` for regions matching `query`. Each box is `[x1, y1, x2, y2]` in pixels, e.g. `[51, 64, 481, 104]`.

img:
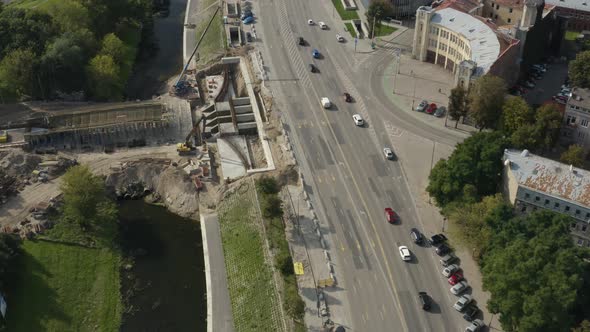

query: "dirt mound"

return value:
[0, 150, 42, 177]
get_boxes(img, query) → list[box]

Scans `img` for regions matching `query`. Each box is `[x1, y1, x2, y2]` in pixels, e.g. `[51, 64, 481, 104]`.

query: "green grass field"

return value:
[375, 24, 397, 37]
[7, 0, 58, 10]
[6, 240, 122, 332]
[330, 0, 359, 20]
[218, 181, 285, 332]
[345, 23, 357, 38]
[194, 0, 225, 66]
[565, 30, 581, 41]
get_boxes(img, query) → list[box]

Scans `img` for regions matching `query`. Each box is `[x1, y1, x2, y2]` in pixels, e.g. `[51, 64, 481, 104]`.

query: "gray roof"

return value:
[545, 0, 590, 11]
[504, 149, 590, 207]
[568, 88, 590, 109]
[431, 8, 501, 75]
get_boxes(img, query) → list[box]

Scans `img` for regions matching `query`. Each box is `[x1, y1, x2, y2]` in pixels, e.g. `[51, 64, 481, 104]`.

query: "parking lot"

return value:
[520, 61, 569, 107]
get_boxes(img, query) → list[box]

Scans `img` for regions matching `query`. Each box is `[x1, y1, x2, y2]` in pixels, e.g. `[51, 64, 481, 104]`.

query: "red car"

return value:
[385, 208, 397, 224]
[426, 103, 437, 114]
[448, 271, 464, 285]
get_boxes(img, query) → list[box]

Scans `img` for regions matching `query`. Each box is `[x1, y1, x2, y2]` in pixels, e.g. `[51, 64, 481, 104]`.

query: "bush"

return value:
[257, 176, 279, 195]
[278, 254, 294, 276]
[283, 277, 305, 320]
[262, 195, 283, 219]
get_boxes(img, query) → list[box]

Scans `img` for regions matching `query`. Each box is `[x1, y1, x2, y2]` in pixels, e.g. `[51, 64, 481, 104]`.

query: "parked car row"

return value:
[509, 63, 549, 96]
[552, 82, 572, 105]
[414, 100, 446, 117]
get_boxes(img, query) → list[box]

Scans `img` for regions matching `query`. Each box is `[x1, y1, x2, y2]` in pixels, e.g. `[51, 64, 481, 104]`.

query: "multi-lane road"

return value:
[253, 0, 468, 330]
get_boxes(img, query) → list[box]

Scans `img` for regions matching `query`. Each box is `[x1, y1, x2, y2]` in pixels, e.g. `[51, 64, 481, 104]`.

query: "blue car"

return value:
[243, 16, 254, 24]
[312, 49, 320, 58]
[241, 11, 253, 20]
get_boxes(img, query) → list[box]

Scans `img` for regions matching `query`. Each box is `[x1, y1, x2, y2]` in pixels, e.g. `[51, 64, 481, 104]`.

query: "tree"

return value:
[573, 320, 590, 332]
[427, 131, 508, 206]
[482, 211, 585, 332]
[0, 8, 56, 57]
[100, 33, 127, 65]
[366, 1, 393, 38]
[569, 51, 590, 89]
[448, 86, 468, 128]
[501, 96, 534, 135]
[85, 54, 122, 101]
[534, 104, 563, 150]
[47, 0, 91, 33]
[257, 177, 279, 195]
[510, 124, 539, 149]
[0, 48, 38, 99]
[61, 165, 109, 224]
[468, 75, 507, 130]
[561, 144, 585, 167]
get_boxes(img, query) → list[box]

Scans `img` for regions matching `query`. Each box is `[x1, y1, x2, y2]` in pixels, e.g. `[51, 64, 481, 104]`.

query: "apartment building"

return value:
[545, 0, 590, 31]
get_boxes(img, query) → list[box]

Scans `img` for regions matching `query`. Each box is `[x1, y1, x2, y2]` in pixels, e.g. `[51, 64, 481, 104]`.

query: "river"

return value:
[119, 200, 206, 332]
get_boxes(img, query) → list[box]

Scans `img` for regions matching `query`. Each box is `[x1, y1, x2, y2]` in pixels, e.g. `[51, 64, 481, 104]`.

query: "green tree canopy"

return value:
[501, 96, 534, 135]
[0, 8, 56, 57]
[86, 54, 122, 101]
[468, 75, 507, 130]
[100, 33, 127, 65]
[47, 0, 91, 33]
[448, 86, 468, 128]
[569, 51, 590, 89]
[510, 124, 538, 149]
[0, 48, 38, 99]
[561, 144, 586, 167]
[534, 104, 563, 150]
[366, 1, 393, 38]
[427, 131, 508, 206]
[482, 211, 586, 332]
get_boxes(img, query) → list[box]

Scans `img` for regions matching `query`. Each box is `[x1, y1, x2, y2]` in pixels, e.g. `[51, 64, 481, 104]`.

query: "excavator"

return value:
[177, 115, 207, 155]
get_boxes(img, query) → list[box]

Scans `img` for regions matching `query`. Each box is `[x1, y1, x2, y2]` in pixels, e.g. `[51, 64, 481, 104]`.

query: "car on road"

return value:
[418, 291, 431, 310]
[242, 16, 254, 24]
[336, 34, 345, 42]
[246, 32, 252, 42]
[454, 294, 473, 312]
[352, 114, 364, 126]
[440, 253, 457, 267]
[383, 147, 394, 160]
[442, 264, 460, 277]
[434, 106, 446, 117]
[241, 11, 253, 20]
[298, 37, 305, 45]
[344, 92, 352, 102]
[410, 228, 423, 244]
[430, 233, 447, 246]
[448, 271, 464, 285]
[463, 305, 480, 321]
[312, 49, 320, 58]
[399, 246, 411, 261]
[450, 281, 469, 295]
[465, 319, 485, 332]
[426, 103, 437, 114]
[307, 19, 314, 25]
[321, 97, 331, 108]
[309, 64, 318, 73]
[384, 208, 397, 223]
[415, 100, 428, 112]
[436, 244, 451, 256]
[319, 21, 327, 29]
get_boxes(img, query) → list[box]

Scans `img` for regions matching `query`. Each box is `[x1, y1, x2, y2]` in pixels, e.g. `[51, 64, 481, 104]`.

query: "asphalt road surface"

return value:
[255, 0, 468, 331]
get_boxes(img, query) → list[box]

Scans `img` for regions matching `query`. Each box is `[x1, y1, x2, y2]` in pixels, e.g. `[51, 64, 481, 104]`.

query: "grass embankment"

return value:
[7, 240, 122, 332]
[331, 0, 359, 20]
[218, 180, 285, 332]
[7, 0, 58, 10]
[345, 22, 357, 38]
[375, 25, 397, 37]
[194, 0, 226, 66]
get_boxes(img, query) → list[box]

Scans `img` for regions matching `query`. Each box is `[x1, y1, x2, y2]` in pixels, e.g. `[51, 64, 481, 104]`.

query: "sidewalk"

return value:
[282, 185, 351, 332]
[200, 213, 235, 332]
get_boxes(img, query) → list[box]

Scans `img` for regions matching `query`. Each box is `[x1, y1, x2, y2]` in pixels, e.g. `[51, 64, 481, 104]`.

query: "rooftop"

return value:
[545, 0, 590, 11]
[431, 7, 501, 75]
[504, 149, 590, 207]
[568, 88, 590, 109]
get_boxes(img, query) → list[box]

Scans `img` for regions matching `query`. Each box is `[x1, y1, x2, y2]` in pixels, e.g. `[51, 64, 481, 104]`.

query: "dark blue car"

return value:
[243, 16, 254, 24]
[312, 49, 320, 58]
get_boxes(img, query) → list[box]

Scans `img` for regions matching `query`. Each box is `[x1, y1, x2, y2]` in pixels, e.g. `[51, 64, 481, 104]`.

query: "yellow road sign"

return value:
[294, 262, 304, 275]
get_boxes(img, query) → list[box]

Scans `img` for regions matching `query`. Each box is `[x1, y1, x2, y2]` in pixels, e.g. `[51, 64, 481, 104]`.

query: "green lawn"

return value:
[565, 30, 581, 41]
[330, 0, 359, 20]
[7, 0, 58, 10]
[345, 22, 357, 38]
[194, 0, 225, 66]
[375, 24, 397, 37]
[6, 240, 122, 332]
[217, 181, 285, 332]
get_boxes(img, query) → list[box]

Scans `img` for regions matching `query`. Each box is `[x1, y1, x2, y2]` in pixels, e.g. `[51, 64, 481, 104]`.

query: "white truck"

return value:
[321, 97, 331, 109]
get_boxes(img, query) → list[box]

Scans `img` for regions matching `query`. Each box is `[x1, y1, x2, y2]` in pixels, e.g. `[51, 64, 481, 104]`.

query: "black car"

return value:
[435, 244, 451, 256]
[418, 291, 431, 311]
[463, 305, 480, 321]
[430, 233, 447, 246]
[410, 228, 423, 244]
[246, 32, 252, 42]
[344, 92, 352, 102]
[309, 64, 318, 73]
[298, 37, 305, 46]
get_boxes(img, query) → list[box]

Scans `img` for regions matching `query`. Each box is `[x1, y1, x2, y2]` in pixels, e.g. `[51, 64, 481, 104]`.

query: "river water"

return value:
[119, 200, 206, 332]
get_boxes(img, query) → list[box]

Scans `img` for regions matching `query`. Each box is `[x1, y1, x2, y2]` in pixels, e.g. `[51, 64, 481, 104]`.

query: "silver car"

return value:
[415, 100, 428, 112]
[383, 148, 394, 160]
[442, 264, 460, 277]
[465, 319, 485, 332]
[450, 281, 469, 295]
[453, 294, 473, 312]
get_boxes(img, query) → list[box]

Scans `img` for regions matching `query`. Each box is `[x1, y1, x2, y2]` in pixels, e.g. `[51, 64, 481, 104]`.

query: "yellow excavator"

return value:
[177, 115, 206, 155]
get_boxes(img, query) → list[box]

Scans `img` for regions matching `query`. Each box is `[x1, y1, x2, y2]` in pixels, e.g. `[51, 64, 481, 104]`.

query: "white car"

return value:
[442, 264, 460, 277]
[307, 19, 314, 25]
[465, 319, 485, 332]
[319, 21, 327, 29]
[336, 34, 344, 42]
[352, 114, 364, 126]
[383, 148, 394, 160]
[399, 246, 411, 261]
[453, 294, 473, 312]
[450, 281, 469, 295]
[321, 97, 331, 109]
